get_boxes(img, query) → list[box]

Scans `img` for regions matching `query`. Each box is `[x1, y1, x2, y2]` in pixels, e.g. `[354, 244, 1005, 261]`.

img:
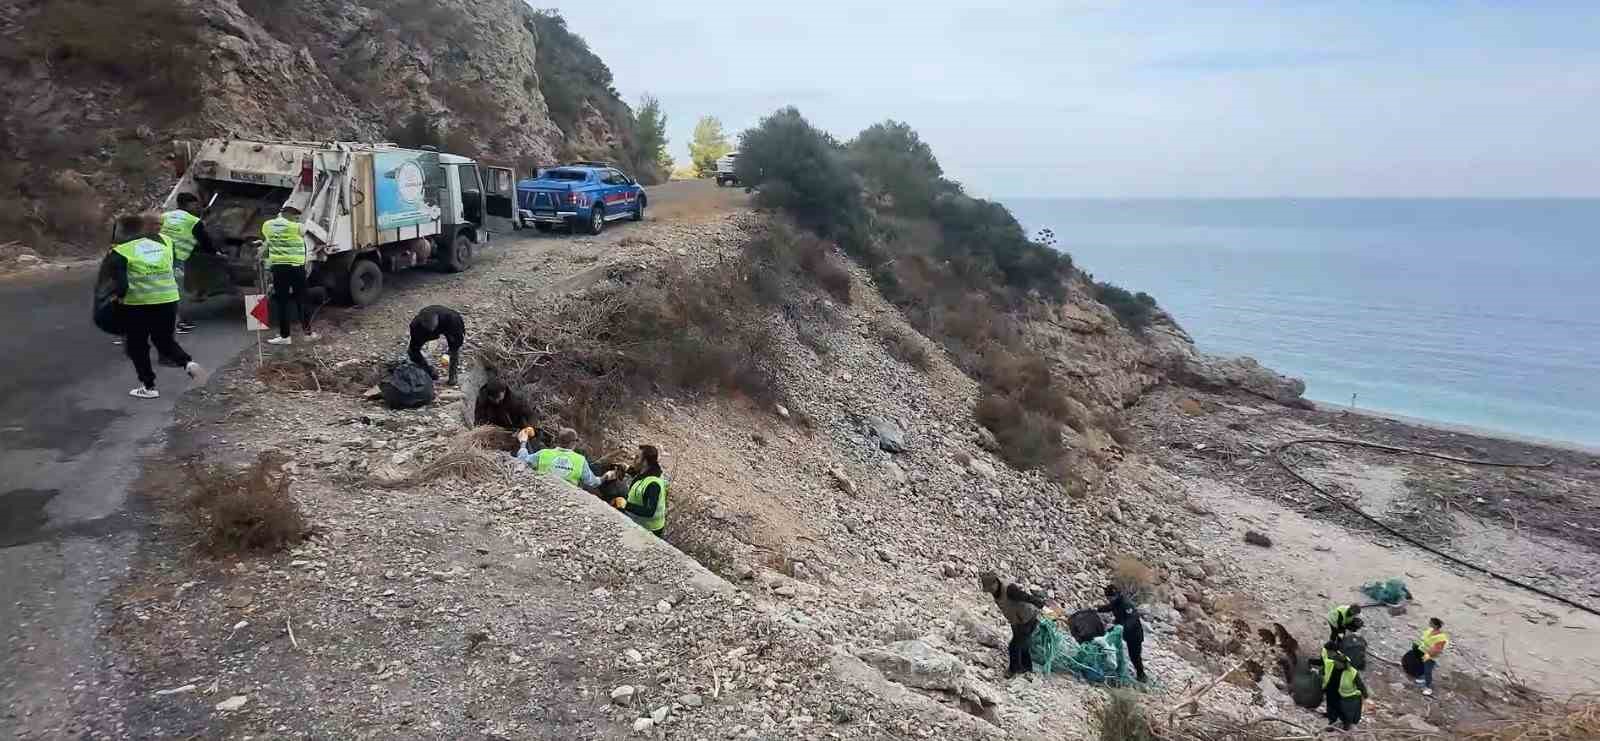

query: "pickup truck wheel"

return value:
[445, 234, 474, 272]
[632, 195, 646, 221]
[587, 205, 605, 235]
[347, 259, 384, 306]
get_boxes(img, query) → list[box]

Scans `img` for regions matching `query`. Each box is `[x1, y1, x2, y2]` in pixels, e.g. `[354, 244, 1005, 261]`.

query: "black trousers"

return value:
[1324, 685, 1349, 728]
[1125, 624, 1148, 681]
[408, 324, 464, 384]
[1007, 619, 1037, 675]
[124, 302, 190, 388]
[271, 265, 312, 338]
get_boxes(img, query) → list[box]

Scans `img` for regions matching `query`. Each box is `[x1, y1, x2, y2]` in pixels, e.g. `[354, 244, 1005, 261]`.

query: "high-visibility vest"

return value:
[262, 216, 307, 266]
[160, 209, 200, 261]
[534, 448, 587, 485]
[1327, 605, 1355, 628]
[113, 236, 180, 305]
[1321, 658, 1362, 697]
[1416, 628, 1449, 662]
[625, 475, 668, 532]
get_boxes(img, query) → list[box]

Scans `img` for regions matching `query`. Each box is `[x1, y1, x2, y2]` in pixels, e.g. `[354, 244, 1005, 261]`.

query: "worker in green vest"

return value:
[261, 205, 318, 346]
[159, 192, 215, 334]
[603, 444, 667, 536]
[1327, 603, 1363, 642]
[104, 212, 207, 398]
[1320, 645, 1368, 730]
[1414, 617, 1450, 697]
[516, 427, 600, 488]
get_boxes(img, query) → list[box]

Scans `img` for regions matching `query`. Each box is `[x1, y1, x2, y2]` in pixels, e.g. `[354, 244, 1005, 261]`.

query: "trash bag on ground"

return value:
[1360, 578, 1411, 605]
[1401, 647, 1425, 678]
[1338, 633, 1369, 671]
[1067, 609, 1106, 643]
[381, 361, 435, 409]
[92, 254, 126, 335]
[1291, 659, 1325, 708]
[1029, 618, 1133, 685]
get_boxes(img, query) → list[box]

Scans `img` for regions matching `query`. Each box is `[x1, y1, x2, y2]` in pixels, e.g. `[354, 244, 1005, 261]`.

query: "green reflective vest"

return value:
[625, 475, 667, 533]
[113, 236, 179, 306]
[160, 209, 200, 261]
[1417, 628, 1449, 663]
[262, 216, 306, 266]
[534, 448, 587, 485]
[1327, 605, 1355, 628]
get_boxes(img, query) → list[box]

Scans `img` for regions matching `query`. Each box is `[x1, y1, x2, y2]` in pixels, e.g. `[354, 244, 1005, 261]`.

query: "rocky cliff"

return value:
[0, 0, 638, 256]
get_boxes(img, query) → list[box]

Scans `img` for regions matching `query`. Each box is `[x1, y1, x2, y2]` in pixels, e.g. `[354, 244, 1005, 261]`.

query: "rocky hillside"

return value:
[0, 0, 642, 256]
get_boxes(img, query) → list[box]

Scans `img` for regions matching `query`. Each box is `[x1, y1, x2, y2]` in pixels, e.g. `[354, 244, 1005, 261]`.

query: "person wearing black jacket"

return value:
[979, 572, 1047, 676]
[603, 444, 667, 536]
[1097, 584, 1148, 682]
[408, 305, 465, 386]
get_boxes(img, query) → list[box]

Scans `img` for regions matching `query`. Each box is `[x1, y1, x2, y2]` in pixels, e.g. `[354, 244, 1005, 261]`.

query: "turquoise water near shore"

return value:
[1006, 199, 1600, 447]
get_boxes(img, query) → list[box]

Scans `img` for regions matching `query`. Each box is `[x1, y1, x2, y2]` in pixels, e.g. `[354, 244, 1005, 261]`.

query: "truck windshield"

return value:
[542, 169, 588, 181]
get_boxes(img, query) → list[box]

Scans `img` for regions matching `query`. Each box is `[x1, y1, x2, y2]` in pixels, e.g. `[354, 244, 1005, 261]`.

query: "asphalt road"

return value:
[0, 266, 247, 735]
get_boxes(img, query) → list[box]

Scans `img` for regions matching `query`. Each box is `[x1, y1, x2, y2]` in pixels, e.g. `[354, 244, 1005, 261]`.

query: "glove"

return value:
[601, 469, 619, 482]
[611, 497, 627, 510]
[517, 427, 535, 443]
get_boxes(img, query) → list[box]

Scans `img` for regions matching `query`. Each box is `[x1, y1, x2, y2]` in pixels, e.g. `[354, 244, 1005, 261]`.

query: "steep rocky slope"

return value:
[0, 0, 638, 255]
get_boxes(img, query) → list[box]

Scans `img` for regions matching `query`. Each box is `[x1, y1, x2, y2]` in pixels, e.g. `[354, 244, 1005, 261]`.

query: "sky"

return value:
[530, 1, 1600, 198]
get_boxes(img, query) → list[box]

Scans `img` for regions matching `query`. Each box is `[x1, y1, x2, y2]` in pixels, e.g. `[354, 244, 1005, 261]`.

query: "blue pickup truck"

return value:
[515, 163, 646, 235]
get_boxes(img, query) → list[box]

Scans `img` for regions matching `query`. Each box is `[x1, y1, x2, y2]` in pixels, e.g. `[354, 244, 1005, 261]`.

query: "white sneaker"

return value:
[1414, 678, 1427, 686]
[129, 387, 159, 399]
[186, 361, 209, 384]
[305, 332, 321, 342]
[267, 336, 292, 346]
[1422, 688, 1434, 697]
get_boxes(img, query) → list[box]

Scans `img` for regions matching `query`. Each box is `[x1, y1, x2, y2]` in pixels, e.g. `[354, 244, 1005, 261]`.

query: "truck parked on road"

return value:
[161, 139, 516, 306]
[714, 152, 740, 187]
[515, 163, 646, 235]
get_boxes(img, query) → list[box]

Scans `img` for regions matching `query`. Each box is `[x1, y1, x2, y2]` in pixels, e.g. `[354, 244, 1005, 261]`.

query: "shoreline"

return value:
[1306, 398, 1600, 456]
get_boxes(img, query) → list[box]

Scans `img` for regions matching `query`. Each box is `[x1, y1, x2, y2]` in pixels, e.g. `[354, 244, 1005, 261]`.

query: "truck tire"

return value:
[587, 205, 605, 235]
[632, 194, 646, 221]
[444, 234, 474, 272]
[534, 222, 553, 233]
[347, 259, 383, 306]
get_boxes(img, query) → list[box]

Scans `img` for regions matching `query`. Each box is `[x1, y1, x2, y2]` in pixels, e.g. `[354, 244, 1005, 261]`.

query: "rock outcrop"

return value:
[0, 0, 636, 255]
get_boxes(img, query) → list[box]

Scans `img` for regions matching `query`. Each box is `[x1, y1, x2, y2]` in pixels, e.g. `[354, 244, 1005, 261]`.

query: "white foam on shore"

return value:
[1308, 400, 1600, 456]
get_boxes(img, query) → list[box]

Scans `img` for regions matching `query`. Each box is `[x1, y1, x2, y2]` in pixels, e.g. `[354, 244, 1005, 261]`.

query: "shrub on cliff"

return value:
[736, 108, 871, 254]
[1094, 281, 1159, 332]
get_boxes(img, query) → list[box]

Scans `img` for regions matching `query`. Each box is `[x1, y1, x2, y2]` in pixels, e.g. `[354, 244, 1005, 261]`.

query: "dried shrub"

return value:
[186, 452, 307, 554]
[796, 322, 833, 356]
[1096, 691, 1156, 741]
[796, 239, 853, 305]
[38, 172, 104, 247]
[876, 320, 931, 370]
[25, 0, 204, 110]
[257, 356, 381, 395]
[1460, 693, 1600, 740]
[373, 427, 512, 489]
[1110, 555, 1156, 600]
[974, 393, 1067, 472]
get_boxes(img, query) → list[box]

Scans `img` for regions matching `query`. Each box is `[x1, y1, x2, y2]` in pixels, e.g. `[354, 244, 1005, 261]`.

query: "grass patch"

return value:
[185, 452, 307, 555]
[1095, 690, 1156, 741]
[1109, 555, 1156, 601]
[876, 320, 931, 371]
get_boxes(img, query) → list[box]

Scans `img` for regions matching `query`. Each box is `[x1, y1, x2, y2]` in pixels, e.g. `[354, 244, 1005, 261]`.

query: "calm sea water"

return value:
[1006, 199, 1600, 447]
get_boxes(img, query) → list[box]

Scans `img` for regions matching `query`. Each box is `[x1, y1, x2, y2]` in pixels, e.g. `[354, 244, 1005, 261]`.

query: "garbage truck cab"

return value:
[160, 138, 516, 306]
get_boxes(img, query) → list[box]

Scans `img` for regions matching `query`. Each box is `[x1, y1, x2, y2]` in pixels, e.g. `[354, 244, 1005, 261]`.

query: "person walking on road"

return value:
[104, 212, 207, 398]
[160, 192, 215, 334]
[261, 205, 318, 346]
[1097, 583, 1149, 682]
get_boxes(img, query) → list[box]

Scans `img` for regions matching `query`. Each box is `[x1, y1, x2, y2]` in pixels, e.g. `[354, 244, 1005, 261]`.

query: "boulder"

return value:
[1244, 530, 1273, 548]
[1170, 353, 1309, 408]
[862, 414, 907, 453]
[857, 639, 968, 693]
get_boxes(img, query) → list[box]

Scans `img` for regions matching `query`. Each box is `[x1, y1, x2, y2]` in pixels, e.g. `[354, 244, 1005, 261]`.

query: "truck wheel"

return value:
[445, 234, 474, 272]
[347, 259, 383, 306]
[534, 222, 553, 233]
[632, 195, 646, 221]
[587, 205, 605, 235]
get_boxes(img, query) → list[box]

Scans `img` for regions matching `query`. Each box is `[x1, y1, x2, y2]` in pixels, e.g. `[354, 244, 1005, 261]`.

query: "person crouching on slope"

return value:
[979, 572, 1046, 677]
[518, 427, 601, 489]
[602, 444, 668, 537]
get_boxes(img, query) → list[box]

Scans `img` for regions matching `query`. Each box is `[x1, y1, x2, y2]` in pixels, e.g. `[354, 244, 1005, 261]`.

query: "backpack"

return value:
[380, 361, 435, 409]
[1067, 609, 1107, 643]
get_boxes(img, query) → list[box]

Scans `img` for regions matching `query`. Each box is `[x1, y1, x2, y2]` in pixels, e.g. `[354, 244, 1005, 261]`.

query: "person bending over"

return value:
[409, 305, 465, 386]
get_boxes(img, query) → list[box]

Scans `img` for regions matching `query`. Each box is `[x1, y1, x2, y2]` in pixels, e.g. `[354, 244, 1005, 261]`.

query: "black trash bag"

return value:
[1291, 660, 1325, 708]
[381, 361, 435, 409]
[1067, 609, 1106, 643]
[1401, 647, 1425, 678]
[92, 253, 125, 336]
[1338, 633, 1369, 671]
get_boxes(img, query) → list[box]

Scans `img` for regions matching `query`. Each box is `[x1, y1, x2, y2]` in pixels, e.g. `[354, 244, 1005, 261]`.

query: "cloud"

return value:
[1143, 49, 1358, 73]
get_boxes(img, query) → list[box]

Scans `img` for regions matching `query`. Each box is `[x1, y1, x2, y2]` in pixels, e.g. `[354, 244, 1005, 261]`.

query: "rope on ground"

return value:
[1272, 437, 1599, 618]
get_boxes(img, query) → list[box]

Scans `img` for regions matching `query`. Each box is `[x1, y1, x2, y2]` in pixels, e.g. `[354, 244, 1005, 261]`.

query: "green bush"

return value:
[1094, 281, 1159, 332]
[736, 107, 870, 253]
[848, 121, 947, 215]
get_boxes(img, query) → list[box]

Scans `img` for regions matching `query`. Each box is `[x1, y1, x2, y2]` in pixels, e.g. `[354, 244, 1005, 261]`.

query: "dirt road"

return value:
[0, 179, 735, 737]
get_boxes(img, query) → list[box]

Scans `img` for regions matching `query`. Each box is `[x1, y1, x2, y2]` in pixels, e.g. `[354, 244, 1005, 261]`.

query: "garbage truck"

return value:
[159, 138, 517, 306]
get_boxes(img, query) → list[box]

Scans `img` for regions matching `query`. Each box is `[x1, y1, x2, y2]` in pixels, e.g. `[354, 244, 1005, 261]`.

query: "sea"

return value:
[1005, 198, 1600, 448]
